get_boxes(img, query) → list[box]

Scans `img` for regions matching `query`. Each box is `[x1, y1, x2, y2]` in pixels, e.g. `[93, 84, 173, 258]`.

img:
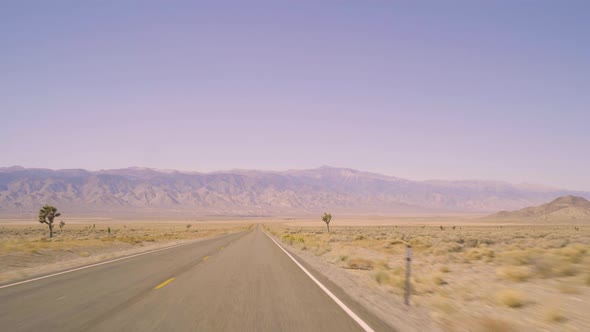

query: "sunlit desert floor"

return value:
[1, 215, 588, 331]
[266, 219, 590, 332]
[0, 219, 252, 283]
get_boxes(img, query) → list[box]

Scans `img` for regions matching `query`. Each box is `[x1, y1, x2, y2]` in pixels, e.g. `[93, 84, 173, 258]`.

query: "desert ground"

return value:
[0, 217, 253, 283]
[1, 215, 588, 331]
[265, 217, 590, 331]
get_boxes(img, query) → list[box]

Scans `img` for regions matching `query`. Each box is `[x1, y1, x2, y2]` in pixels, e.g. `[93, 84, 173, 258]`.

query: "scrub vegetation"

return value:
[0, 222, 250, 283]
[266, 223, 590, 331]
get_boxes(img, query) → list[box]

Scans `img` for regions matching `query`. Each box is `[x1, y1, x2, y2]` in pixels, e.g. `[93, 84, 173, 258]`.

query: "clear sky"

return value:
[1, 1, 589, 190]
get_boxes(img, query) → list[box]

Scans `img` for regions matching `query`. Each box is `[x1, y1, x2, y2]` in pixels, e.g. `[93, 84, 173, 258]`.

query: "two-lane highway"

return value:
[0, 225, 392, 331]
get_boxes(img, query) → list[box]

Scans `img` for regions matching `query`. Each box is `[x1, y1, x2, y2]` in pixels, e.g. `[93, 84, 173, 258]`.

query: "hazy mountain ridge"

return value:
[0, 166, 587, 215]
[490, 195, 590, 221]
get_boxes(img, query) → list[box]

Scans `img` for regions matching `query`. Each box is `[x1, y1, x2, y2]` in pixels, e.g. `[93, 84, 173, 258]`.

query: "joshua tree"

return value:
[322, 212, 332, 233]
[38, 205, 61, 238]
[59, 220, 65, 230]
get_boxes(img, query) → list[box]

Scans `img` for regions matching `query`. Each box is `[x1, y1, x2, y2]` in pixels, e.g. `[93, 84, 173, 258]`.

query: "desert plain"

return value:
[1, 214, 588, 332]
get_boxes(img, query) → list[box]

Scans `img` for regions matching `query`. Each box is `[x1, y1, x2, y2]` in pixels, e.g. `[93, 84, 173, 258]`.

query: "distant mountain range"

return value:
[0, 166, 588, 216]
[489, 195, 590, 222]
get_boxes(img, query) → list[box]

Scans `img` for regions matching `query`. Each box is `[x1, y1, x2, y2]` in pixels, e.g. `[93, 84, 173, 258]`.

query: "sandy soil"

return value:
[266, 221, 590, 332]
[3, 215, 588, 331]
[0, 221, 251, 284]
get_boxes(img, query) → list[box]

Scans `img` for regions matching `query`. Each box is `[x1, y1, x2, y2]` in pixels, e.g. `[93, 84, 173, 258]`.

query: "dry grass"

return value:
[0, 222, 251, 282]
[267, 222, 590, 331]
[464, 247, 495, 262]
[345, 257, 374, 270]
[496, 289, 527, 308]
[432, 274, 447, 286]
[373, 270, 390, 284]
[543, 308, 566, 323]
[496, 266, 532, 282]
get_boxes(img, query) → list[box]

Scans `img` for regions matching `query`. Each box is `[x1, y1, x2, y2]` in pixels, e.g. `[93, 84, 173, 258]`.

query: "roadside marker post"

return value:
[404, 245, 412, 306]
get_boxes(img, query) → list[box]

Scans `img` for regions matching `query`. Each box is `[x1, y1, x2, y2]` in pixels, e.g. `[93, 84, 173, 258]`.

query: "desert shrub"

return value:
[496, 266, 532, 282]
[478, 238, 495, 246]
[531, 253, 578, 278]
[117, 236, 142, 244]
[409, 236, 432, 249]
[440, 265, 450, 273]
[374, 259, 389, 269]
[496, 289, 527, 308]
[346, 257, 374, 270]
[280, 234, 305, 246]
[543, 308, 566, 323]
[463, 238, 479, 248]
[373, 270, 390, 284]
[305, 238, 331, 255]
[390, 266, 404, 276]
[497, 250, 534, 266]
[388, 239, 405, 246]
[431, 296, 457, 314]
[555, 244, 587, 263]
[433, 274, 447, 286]
[387, 275, 407, 293]
[465, 247, 495, 262]
[542, 239, 569, 249]
[431, 242, 463, 255]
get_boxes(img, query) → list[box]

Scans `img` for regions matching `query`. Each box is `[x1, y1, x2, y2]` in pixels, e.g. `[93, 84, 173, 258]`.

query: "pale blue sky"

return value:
[1, 1, 589, 190]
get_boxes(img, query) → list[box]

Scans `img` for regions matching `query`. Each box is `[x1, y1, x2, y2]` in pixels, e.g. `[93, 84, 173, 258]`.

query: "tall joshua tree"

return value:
[322, 212, 332, 233]
[38, 205, 61, 238]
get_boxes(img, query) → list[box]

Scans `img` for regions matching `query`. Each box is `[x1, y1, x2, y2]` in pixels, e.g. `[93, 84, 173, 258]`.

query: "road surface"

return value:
[0, 225, 392, 331]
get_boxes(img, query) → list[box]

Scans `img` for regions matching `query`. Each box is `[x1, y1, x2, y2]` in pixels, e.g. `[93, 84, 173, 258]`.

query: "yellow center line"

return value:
[154, 277, 175, 290]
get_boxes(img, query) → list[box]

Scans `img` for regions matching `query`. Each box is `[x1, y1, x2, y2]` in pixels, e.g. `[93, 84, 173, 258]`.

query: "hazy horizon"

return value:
[2, 1, 589, 190]
[2, 164, 588, 193]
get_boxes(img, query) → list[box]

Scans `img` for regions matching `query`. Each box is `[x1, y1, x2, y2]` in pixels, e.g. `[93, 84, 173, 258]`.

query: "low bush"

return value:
[531, 253, 578, 278]
[280, 234, 306, 246]
[496, 289, 527, 308]
[433, 274, 447, 286]
[373, 270, 390, 284]
[465, 247, 495, 262]
[346, 257, 374, 270]
[543, 308, 566, 323]
[496, 266, 532, 282]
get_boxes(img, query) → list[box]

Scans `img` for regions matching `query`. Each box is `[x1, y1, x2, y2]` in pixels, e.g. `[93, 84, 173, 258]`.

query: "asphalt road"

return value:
[0, 225, 392, 331]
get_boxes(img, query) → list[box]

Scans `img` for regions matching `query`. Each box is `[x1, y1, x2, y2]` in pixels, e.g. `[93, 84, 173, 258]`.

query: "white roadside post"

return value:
[404, 245, 412, 306]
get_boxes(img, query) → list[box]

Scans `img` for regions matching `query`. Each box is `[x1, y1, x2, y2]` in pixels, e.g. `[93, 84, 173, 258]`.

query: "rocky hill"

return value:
[0, 166, 587, 216]
[490, 195, 590, 222]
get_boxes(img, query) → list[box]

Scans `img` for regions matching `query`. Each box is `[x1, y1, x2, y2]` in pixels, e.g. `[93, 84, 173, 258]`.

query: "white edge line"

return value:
[0, 234, 230, 290]
[264, 232, 375, 332]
